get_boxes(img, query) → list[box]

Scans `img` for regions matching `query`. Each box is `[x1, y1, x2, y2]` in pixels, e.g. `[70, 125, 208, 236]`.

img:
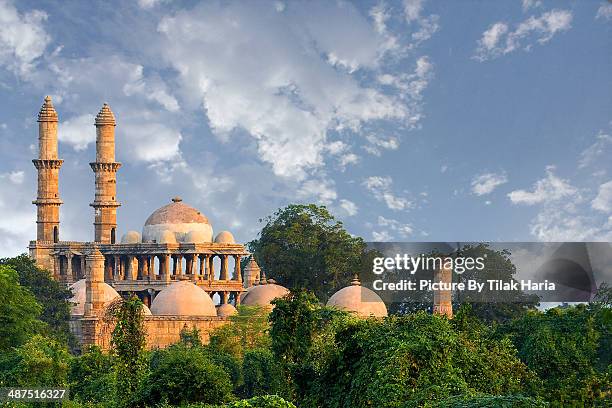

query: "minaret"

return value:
[32, 96, 63, 243]
[433, 258, 453, 318]
[84, 246, 106, 316]
[90, 103, 121, 243]
[243, 257, 262, 288]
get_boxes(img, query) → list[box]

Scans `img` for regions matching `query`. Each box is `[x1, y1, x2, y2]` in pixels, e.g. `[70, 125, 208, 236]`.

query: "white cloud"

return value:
[471, 172, 508, 196]
[592, 180, 612, 213]
[137, 0, 171, 9]
[0, 170, 25, 185]
[403, 0, 439, 44]
[522, 0, 542, 12]
[371, 215, 413, 240]
[0, 0, 50, 77]
[298, 178, 337, 205]
[339, 199, 358, 216]
[596, 3, 612, 21]
[364, 134, 399, 156]
[579, 132, 612, 169]
[121, 122, 182, 162]
[363, 176, 412, 211]
[508, 166, 577, 205]
[158, 1, 433, 179]
[474, 9, 572, 61]
[59, 114, 95, 151]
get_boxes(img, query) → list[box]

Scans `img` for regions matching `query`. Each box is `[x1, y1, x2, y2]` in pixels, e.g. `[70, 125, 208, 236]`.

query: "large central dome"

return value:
[142, 197, 213, 243]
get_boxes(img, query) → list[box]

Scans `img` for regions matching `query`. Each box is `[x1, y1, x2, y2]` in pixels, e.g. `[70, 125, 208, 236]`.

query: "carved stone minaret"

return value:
[243, 257, 262, 288]
[90, 103, 121, 243]
[433, 258, 453, 318]
[33, 96, 63, 243]
[84, 246, 106, 316]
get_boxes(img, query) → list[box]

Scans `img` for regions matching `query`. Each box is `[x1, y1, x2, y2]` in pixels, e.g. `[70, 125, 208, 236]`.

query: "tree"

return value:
[1, 254, 74, 346]
[209, 305, 272, 359]
[0, 264, 43, 351]
[106, 295, 147, 408]
[9, 334, 71, 387]
[242, 348, 285, 398]
[68, 346, 115, 403]
[141, 344, 233, 405]
[248, 204, 374, 301]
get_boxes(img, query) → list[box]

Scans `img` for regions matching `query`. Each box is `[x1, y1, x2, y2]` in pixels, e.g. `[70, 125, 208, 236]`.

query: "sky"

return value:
[0, 0, 611, 257]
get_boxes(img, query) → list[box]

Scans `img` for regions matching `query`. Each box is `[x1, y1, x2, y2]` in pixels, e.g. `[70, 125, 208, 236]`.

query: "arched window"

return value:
[111, 228, 116, 244]
[53, 226, 59, 243]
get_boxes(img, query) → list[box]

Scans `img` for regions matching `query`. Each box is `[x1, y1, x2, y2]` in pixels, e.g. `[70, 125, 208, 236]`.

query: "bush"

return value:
[8, 334, 71, 387]
[69, 346, 115, 403]
[432, 394, 547, 408]
[140, 344, 233, 405]
[242, 349, 284, 398]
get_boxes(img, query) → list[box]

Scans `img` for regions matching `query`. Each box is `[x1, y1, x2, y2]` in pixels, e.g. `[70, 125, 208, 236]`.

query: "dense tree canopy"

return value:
[248, 204, 375, 300]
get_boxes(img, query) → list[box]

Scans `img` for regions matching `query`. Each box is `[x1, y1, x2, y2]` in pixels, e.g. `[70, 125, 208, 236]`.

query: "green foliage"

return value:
[180, 326, 203, 347]
[242, 349, 284, 398]
[1, 254, 74, 346]
[0, 264, 43, 351]
[140, 344, 233, 405]
[432, 394, 547, 408]
[106, 295, 147, 408]
[248, 204, 374, 300]
[209, 305, 271, 359]
[222, 395, 297, 407]
[69, 346, 115, 403]
[497, 304, 611, 406]
[8, 334, 71, 387]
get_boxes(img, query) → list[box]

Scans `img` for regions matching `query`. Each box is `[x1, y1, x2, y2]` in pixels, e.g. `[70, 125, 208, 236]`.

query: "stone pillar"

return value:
[199, 255, 205, 280]
[433, 258, 453, 318]
[208, 255, 215, 282]
[220, 255, 229, 280]
[186, 255, 194, 277]
[90, 103, 121, 243]
[234, 255, 242, 282]
[53, 255, 60, 280]
[84, 246, 106, 316]
[221, 291, 228, 304]
[162, 254, 171, 282]
[126, 256, 134, 280]
[235, 291, 241, 306]
[104, 257, 112, 281]
[66, 253, 74, 284]
[33, 96, 63, 243]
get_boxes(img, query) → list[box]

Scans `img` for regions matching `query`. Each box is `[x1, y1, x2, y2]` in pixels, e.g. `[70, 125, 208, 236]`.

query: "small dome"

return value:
[143, 197, 213, 243]
[214, 231, 235, 244]
[95, 103, 116, 126]
[142, 304, 152, 315]
[121, 230, 141, 244]
[158, 229, 177, 244]
[151, 281, 217, 316]
[217, 303, 237, 317]
[242, 283, 289, 308]
[185, 230, 207, 243]
[69, 279, 120, 316]
[326, 277, 387, 318]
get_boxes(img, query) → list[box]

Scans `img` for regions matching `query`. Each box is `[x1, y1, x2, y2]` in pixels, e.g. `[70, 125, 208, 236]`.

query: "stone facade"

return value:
[433, 260, 453, 318]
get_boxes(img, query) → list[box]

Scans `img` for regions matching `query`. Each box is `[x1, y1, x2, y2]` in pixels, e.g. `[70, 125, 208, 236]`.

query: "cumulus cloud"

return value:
[522, 0, 542, 12]
[0, 170, 25, 185]
[371, 215, 413, 241]
[579, 132, 612, 169]
[363, 176, 412, 210]
[474, 9, 572, 61]
[363, 134, 399, 156]
[0, 171, 35, 256]
[508, 166, 577, 205]
[0, 0, 50, 77]
[471, 172, 508, 196]
[59, 114, 95, 151]
[592, 180, 612, 213]
[596, 2, 612, 21]
[157, 1, 433, 179]
[339, 199, 358, 216]
[297, 178, 337, 205]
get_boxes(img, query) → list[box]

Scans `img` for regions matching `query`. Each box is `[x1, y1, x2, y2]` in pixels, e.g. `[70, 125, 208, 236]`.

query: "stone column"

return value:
[208, 255, 215, 282]
[220, 255, 229, 280]
[199, 255, 205, 280]
[186, 255, 194, 277]
[126, 256, 134, 281]
[433, 258, 453, 318]
[235, 291, 241, 306]
[66, 253, 74, 283]
[113, 255, 120, 280]
[234, 255, 242, 282]
[53, 255, 60, 280]
[162, 254, 171, 282]
[84, 246, 106, 317]
[221, 291, 228, 304]
[80, 256, 86, 280]
[146, 257, 155, 280]
[104, 256, 113, 281]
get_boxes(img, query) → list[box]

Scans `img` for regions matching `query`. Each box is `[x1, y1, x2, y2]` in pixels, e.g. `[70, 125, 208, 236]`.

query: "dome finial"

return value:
[172, 196, 182, 203]
[351, 274, 361, 286]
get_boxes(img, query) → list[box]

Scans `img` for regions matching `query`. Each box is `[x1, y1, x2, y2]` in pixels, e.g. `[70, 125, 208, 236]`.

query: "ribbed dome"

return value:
[38, 96, 58, 122]
[217, 303, 237, 317]
[242, 283, 289, 308]
[214, 231, 235, 244]
[142, 197, 213, 243]
[326, 277, 387, 318]
[150, 281, 217, 316]
[95, 103, 116, 126]
[69, 279, 120, 316]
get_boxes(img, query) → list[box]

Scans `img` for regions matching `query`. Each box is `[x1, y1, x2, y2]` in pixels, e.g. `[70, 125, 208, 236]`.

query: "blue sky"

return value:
[0, 0, 611, 256]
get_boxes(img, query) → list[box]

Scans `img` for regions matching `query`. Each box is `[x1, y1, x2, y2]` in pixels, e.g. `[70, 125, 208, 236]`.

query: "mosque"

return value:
[28, 96, 405, 351]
